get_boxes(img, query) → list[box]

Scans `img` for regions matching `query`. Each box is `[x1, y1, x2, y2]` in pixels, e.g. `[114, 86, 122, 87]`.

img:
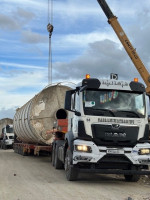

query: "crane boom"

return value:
[97, 0, 150, 94]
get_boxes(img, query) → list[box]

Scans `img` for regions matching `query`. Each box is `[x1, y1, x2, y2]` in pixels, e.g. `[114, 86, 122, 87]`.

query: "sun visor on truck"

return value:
[130, 81, 145, 93]
[82, 78, 100, 89]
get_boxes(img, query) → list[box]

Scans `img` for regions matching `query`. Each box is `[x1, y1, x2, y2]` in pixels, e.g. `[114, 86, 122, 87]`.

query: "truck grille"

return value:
[91, 124, 139, 147]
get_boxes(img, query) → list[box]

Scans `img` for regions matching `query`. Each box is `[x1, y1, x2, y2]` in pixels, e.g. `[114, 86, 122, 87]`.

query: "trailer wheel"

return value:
[54, 145, 63, 169]
[16, 146, 18, 153]
[22, 148, 27, 156]
[18, 146, 21, 154]
[20, 146, 25, 156]
[64, 149, 78, 181]
[124, 174, 140, 182]
[14, 145, 17, 153]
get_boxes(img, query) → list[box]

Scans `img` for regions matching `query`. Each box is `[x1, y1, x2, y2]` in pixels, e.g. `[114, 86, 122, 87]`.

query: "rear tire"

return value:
[124, 174, 140, 182]
[64, 149, 78, 181]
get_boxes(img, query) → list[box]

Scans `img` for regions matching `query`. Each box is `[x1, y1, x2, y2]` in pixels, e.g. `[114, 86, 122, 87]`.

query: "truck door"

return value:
[72, 93, 80, 138]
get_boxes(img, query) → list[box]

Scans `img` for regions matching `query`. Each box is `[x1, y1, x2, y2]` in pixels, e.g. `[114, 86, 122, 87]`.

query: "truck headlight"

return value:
[75, 145, 92, 153]
[139, 149, 150, 155]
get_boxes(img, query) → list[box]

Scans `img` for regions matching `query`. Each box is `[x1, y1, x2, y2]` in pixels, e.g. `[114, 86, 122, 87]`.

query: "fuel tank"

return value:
[13, 84, 72, 145]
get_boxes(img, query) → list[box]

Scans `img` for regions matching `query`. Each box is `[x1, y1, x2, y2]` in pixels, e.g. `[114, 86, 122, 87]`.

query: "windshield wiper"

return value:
[116, 110, 141, 118]
[95, 108, 116, 117]
[85, 108, 115, 116]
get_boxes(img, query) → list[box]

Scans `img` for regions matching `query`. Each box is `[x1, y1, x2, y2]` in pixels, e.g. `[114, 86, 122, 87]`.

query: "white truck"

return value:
[52, 76, 150, 181]
[0, 124, 14, 149]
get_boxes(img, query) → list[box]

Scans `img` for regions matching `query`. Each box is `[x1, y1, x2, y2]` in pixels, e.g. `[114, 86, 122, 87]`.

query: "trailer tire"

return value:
[124, 174, 140, 182]
[14, 145, 17, 153]
[64, 149, 78, 181]
[54, 145, 63, 169]
[18, 146, 21, 154]
[16, 146, 19, 154]
[20, 147, 24, 156]
[22, 148, 27, 156]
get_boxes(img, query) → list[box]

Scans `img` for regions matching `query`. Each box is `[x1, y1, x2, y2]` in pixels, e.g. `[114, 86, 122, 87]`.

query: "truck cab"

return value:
[0, 124, 14, 149]
[52, 76, 150, 181]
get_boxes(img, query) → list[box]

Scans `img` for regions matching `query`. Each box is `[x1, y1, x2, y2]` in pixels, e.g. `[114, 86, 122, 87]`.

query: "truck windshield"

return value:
[6, 125, 13, 133]
[83, 90, 145, 118]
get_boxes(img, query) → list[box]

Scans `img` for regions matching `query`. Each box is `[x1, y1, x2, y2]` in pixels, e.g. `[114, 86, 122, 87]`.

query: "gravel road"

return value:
[0, 149, 150, 200]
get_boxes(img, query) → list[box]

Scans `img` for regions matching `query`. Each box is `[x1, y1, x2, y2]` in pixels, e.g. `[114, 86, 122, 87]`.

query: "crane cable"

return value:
[47, 0, 54, 85]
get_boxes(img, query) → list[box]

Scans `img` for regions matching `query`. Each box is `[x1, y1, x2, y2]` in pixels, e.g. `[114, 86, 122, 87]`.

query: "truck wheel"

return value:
[3, 144, 7, 150]
[64, 149, 78, 181]
[54, 145, 63, 169]
[124, 174, 140, 182]
[52, 144, 55, 166]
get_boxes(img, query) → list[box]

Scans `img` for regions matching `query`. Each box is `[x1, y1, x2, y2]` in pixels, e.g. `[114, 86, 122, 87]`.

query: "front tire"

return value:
[64, 149, 78, 181]
[3, 143, 7, 150]
[52, 144, 55, 166]
[54, 144, 64, 169]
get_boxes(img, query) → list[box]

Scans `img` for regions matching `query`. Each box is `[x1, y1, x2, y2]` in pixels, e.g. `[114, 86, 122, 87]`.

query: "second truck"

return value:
[0, 118, 14, 149]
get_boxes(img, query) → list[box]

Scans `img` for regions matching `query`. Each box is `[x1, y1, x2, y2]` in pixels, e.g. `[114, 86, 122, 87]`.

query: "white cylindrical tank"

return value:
[13, 84, 72, 145]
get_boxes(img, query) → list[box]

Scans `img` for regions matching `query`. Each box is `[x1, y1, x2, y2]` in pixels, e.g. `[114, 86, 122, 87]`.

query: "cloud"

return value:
[0, 69, 47, 116]
[0, 7, 35, 31]
[15, 7, 35, 21]
[0, 108, 16, 119]
[56, 30, 118, 49]
[52, 39, 139, 82]
[0, 61, 45, 70]
[21, 30, 48, 44]
[0, 70, 47, 92]
[0, 14, 20, 30]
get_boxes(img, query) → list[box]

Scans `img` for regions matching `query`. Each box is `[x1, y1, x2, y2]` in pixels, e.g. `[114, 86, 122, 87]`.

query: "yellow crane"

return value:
[97, 0, 150, 94]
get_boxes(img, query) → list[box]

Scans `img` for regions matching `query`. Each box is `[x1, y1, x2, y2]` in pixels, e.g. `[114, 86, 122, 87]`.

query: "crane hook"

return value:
[47, 23, 54, 38]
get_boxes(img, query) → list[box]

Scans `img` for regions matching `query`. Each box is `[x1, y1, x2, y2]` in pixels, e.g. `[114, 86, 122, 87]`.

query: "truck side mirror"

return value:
[64, 90, 75, 111]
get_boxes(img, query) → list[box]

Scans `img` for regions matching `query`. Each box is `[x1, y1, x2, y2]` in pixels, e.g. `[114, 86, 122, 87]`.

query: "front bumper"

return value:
[73, 139, 150, 165]
[71, 166, 150, 175]
[71, 165, 150, 175]
[5, 140, 14, 146]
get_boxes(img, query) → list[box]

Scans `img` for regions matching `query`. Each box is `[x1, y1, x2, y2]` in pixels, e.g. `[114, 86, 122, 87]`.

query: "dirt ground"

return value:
[0, 149, 150, 200]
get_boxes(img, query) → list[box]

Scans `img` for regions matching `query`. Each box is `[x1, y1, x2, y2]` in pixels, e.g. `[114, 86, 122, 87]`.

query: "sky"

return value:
[0, 0, 150, 119]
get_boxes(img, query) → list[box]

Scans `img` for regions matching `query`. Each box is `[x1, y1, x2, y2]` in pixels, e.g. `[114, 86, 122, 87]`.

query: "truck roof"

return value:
[77, 78, 145, 92]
